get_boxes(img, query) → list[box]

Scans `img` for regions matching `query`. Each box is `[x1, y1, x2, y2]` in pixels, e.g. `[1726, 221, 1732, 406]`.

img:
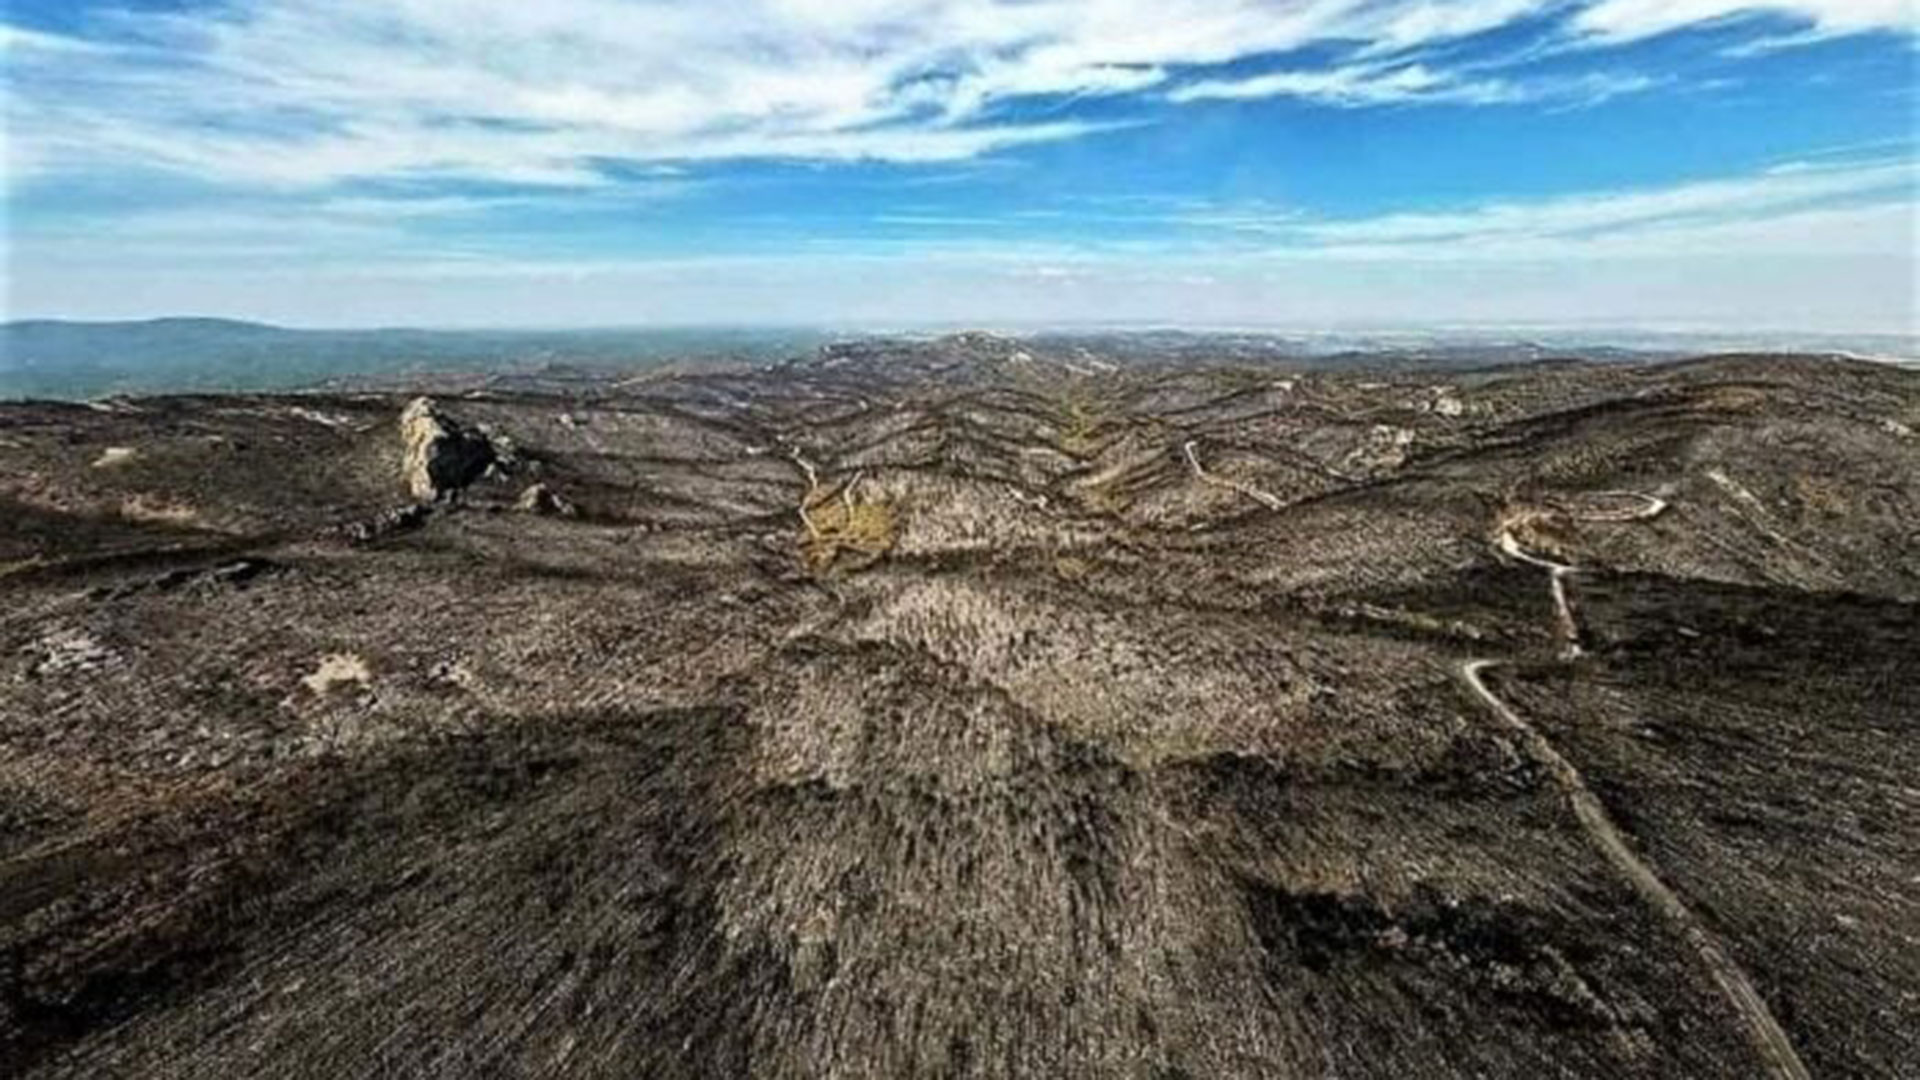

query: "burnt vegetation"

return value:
[1, 335, 1916, 1078]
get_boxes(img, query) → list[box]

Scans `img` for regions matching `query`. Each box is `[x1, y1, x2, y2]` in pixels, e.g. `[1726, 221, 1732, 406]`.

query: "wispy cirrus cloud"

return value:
[5, 0, 1913, 190]
[19, 150, 1908, 269]
[1197, 155, 1918, 258]
[1573, 0, 1914, 43]
[8, 152, 1912, 331]
[1168, 63, 1660, 108]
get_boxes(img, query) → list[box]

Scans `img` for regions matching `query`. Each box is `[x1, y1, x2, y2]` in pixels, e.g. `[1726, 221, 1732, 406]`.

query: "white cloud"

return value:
[1208, 156, 1919, 259]
[19, 152, 1908, 276]
[1574, 0, 1915, 42]
[1306, 159, 1911, 240]
[10, 0, 1333, 186]
[1172, 63, 1460, 104]
[1169, 62, 1658, 107]
[13, 241, 1914, 334]
[0, 24, 108, 54]
[10, 0, 1907, 189]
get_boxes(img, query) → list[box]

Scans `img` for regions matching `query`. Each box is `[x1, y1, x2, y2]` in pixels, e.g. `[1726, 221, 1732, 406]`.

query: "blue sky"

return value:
[2, 0, 1914, 330]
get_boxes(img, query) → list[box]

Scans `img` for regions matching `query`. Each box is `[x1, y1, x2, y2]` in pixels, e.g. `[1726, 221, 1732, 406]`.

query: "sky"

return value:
[1, 0, 1915, 331]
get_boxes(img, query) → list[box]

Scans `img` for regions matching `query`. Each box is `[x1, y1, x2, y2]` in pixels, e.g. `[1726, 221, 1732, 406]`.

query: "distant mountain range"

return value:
[4, 318, 1912, 400]
[0, 319, 836, 400]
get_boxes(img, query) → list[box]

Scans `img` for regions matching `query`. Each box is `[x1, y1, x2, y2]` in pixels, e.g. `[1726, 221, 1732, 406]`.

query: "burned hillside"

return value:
[2, 338, 1916, 1078]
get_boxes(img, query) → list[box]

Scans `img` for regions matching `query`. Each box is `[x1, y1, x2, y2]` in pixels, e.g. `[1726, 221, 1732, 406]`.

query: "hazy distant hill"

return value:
[0, 319, 832, 400]
[6, 318, 1910, 401]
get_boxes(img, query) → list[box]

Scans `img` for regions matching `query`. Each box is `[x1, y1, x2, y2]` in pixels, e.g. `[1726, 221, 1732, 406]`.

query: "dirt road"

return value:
[1496, 493, 1668, 657]
[1459, 660, 1810, 1080]
[1182, 438, 1284, 510]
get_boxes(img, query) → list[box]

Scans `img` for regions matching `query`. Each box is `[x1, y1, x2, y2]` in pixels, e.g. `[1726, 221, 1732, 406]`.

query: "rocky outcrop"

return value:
[399, 397, 494, 501]
[514, 482, 577, 517]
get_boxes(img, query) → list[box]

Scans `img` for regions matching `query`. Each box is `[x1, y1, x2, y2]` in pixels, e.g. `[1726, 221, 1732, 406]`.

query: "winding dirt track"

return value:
[1472, 490, 1807, 1078]
[1496, 530, 1581, 656]
[1182, 438, 1284, 510]
[1461, 580, 1808, 1079]
[1496, 493, 1668, 657]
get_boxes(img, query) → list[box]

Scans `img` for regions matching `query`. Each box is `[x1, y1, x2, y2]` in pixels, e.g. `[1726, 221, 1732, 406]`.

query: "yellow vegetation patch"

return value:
[1057, 397, 1107, 458]
[801, 488, 898, 572]
[119, 494, 199, 525]
[1792, 473, 1850, 516]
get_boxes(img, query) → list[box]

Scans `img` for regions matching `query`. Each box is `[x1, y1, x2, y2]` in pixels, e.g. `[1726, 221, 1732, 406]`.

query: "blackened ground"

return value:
[1, 338, 1916, 1077]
